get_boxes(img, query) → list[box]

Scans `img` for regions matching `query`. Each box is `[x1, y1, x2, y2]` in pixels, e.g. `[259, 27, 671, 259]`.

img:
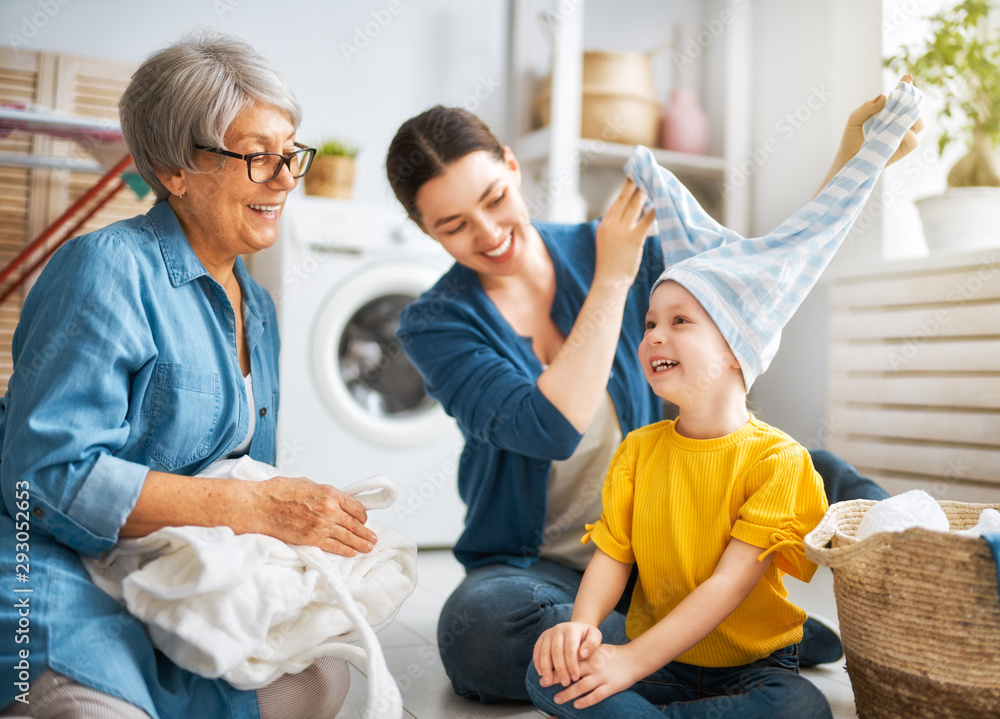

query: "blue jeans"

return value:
[525, 646, 832, 719]
[438, 450, 884, 702]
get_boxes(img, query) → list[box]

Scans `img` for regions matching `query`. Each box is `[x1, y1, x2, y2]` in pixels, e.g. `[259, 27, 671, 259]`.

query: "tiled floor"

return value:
[342, 550, 857, 718]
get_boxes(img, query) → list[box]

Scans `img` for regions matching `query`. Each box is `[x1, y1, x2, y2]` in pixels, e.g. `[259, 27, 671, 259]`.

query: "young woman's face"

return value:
[639, 281, 743, 403]
[414, 149, 534, 277]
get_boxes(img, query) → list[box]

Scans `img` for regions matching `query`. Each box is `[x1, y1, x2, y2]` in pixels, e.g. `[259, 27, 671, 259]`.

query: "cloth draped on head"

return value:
[625, 80, 923, 392]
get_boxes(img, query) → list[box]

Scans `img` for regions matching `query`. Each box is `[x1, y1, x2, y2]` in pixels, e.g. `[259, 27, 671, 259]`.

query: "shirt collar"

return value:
[147, 200, 213, 288]
[147, 201, 268, 352]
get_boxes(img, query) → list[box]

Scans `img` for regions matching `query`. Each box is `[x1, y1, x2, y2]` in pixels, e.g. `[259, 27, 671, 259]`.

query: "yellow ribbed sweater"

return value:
[584, 416, 828, 667]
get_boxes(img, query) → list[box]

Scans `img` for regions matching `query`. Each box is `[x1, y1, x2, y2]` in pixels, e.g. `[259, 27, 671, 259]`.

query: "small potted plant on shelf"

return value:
[886, 0, 1000, 252]
[305, 138, 359, 200]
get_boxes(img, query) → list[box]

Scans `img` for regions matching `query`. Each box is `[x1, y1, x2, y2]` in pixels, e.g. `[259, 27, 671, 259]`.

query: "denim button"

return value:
[259, 407, 267, 417]
[32, 506, 44, 518]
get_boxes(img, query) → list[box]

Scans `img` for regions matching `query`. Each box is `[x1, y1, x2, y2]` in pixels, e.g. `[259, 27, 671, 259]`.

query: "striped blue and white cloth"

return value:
[626, 80, 923, 391]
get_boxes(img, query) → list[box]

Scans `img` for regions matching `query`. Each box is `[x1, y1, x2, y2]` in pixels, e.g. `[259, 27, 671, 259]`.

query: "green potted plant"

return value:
[886, 0, 1000, 251]
[305, 138, 360, 200]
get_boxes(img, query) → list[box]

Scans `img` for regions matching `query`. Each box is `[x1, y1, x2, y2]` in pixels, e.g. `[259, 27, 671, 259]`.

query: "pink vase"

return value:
[659, 87, 710, 155]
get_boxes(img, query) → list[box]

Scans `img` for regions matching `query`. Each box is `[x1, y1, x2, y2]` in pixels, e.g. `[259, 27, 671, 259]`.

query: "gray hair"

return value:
[118, 30, 302, 203]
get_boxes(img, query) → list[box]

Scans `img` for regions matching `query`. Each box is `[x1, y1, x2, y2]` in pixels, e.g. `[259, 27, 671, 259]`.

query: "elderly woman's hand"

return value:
[252, 476, 378, 556]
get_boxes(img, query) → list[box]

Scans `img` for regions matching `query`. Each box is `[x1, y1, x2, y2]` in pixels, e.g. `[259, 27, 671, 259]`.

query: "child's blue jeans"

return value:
[525, 645, 833, 719]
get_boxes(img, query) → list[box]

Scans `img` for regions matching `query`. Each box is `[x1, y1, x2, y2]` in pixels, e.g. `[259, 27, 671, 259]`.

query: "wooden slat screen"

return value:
[0, 50, 146, 394]
[826, 249, 1000, 503]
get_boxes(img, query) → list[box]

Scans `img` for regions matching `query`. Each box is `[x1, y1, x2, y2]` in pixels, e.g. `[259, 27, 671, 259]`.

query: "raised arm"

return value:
[536, 179, 655, 432]
[813, 74, 924, 198]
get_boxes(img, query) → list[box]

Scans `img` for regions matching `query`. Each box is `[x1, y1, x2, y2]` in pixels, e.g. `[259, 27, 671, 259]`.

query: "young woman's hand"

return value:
[551, 642, 646, 709]
[533, 621, 603, 688]
[593, 178, 655, 289]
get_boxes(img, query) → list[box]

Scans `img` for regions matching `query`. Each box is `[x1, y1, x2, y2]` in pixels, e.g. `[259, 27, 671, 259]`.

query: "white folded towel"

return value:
[954, 508, 1000, 538]
[854, 489, 950, 541]
[83, 456, 416, 719]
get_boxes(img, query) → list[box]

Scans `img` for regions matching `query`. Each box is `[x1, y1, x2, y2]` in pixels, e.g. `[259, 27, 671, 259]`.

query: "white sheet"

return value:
[83, 456, 416, 719]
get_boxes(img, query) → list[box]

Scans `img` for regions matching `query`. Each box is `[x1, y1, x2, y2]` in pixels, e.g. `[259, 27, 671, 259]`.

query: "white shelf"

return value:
[507, 0, 752, 233]
[516, 126, 728, 180]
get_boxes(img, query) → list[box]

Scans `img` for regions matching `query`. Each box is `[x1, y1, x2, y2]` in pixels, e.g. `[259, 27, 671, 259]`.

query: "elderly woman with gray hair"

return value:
[0, 32, 371, 718]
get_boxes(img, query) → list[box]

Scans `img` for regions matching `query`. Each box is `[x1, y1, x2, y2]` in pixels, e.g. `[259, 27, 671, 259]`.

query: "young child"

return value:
[526, 80, 923, 719]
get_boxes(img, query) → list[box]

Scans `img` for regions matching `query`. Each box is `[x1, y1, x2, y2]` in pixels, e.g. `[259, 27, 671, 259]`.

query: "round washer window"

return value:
[338, 294, 432, 417]
[311, 258, 451, 446]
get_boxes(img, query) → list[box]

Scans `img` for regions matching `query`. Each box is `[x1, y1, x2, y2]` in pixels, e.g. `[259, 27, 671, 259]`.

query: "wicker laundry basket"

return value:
[804, 499, 1000, 718]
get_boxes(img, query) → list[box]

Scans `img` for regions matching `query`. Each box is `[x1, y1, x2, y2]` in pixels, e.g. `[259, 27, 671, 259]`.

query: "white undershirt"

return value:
[228, 372, 256, 457]
[539, 391, 622, 571]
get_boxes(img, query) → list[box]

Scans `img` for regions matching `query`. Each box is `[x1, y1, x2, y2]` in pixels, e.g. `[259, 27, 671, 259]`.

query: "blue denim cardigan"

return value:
[0, 201, 279, 717]
[397, 220, 664, 570]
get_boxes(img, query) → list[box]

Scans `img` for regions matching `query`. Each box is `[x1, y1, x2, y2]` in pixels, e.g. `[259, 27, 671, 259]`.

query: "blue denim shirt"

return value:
[0, 201, 279, 717]
[397, 220, 664, 570]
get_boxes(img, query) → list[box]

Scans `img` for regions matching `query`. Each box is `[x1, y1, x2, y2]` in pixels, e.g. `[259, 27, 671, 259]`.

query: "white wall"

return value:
[0, 0, 510, 212]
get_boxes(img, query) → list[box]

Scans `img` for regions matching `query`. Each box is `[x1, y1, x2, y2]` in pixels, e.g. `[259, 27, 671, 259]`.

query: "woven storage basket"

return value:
[305, 155, 355, 199]
[804, 499, 1000, 718]
[533, 51, 661, 147]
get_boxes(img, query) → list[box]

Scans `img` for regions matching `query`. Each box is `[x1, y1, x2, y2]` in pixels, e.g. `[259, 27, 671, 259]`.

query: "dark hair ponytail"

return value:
[386, 105, 505, 225]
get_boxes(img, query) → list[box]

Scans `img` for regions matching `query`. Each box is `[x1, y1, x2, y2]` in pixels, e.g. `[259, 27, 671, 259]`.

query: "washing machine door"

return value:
[312, 258, 450, 445]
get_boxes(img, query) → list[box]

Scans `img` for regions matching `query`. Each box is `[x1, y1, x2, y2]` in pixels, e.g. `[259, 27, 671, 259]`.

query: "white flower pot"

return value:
[915, 187, 1000, 253]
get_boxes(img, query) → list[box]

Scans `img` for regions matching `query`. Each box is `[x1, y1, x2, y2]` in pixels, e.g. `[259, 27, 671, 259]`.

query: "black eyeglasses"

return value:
[195, 142, 317, 183]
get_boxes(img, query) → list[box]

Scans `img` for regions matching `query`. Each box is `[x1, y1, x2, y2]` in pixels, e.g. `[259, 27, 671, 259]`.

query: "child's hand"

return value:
[551, 642, 646, 710]
[839, 74, 924, 168]
[532, 621, 603, 688]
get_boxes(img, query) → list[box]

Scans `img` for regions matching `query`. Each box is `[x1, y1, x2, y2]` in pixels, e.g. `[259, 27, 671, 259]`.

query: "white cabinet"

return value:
[506, 0, 752, 235]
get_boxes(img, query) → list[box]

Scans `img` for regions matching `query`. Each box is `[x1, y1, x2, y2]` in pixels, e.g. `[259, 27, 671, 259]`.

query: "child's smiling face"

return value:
[639, 281, 744, 405]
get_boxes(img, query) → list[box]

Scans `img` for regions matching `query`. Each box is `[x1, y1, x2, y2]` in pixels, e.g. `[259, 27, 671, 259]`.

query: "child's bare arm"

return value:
[625, 538, 772, 677]
[552, 538, 772, 710]
[533, 548, 631, 689]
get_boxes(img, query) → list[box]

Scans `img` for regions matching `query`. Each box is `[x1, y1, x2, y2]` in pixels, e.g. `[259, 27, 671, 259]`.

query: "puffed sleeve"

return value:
[398, 296, 583, 461]
[582, 438, 636, 564]
[730, 446, 828, 582]
[0, 232, 156, 556]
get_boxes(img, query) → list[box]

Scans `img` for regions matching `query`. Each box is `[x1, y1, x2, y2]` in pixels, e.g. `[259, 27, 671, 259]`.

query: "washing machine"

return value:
[247, 194, 465, 547]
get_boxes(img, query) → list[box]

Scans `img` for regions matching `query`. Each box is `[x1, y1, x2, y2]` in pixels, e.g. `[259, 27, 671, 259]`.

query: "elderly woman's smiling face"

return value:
[167, 102, 298, 266]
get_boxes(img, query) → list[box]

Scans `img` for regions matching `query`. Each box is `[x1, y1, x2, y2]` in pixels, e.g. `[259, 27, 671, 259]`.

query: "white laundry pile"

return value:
[854, 489, 1000, 540]
[953, 508, 1000, 538]
[83, 455, 416, 719]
